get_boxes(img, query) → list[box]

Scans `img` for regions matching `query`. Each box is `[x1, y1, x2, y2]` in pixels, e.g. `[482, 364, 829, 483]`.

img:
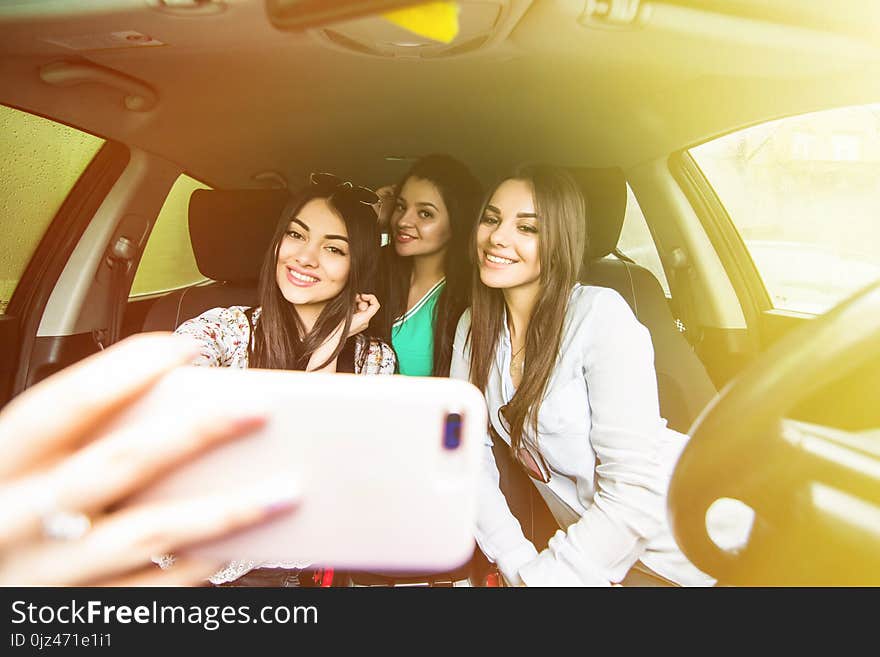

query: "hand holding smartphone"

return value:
[123, 367, 485, 572]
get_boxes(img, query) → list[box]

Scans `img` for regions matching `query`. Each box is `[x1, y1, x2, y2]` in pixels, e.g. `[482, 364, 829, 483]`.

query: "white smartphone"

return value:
[122, 366, 486, 572]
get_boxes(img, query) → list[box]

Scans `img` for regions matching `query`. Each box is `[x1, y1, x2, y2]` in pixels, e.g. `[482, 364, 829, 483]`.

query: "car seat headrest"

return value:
[188, 189, 289, 283]
[565, 166, 627, 262]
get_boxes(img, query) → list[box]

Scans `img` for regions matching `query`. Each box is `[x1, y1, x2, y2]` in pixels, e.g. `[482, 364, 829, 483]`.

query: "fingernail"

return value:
[249, 479, 301, 516]
[227, 415, 268, 434]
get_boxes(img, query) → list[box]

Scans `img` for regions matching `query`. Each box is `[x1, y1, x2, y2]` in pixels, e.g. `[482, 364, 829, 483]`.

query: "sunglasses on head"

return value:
[309, 172, 380, 206]
[497, 403, 551, 484]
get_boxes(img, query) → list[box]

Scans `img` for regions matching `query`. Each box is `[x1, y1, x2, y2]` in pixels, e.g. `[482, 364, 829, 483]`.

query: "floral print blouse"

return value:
[174, 306, 397, 374]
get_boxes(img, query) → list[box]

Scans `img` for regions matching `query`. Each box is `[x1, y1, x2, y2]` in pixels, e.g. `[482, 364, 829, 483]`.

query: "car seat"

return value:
[142, 189, 288, 332]
[568, 166, 716, 433]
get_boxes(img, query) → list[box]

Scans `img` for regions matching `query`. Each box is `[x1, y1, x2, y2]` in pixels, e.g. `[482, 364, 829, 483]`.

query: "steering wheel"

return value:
[668, 279, 880, 586]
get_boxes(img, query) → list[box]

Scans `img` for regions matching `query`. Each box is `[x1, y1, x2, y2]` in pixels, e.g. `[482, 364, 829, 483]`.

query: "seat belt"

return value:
[93, 235, 136, 350]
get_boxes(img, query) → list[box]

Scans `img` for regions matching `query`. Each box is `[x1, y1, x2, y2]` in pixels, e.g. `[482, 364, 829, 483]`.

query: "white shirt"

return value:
[451, 285, 715, 586]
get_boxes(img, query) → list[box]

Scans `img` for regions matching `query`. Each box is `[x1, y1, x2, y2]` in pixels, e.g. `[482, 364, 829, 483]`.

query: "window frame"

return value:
[672, 101, 880, 326]
[686, 104, 880, 322]
[668, 149, 771, 341]
[4, 116, 128, 321]
[2, 103, 108, 315]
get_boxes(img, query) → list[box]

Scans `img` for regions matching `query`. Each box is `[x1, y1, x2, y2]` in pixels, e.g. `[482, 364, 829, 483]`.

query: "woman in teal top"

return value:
[391, 277, 445, 375]
[350, 155, 485, 586]
[374, 154, 483, 377]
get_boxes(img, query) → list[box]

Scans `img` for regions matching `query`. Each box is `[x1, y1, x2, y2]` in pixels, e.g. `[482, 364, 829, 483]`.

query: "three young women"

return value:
[451, 165, 713, 586]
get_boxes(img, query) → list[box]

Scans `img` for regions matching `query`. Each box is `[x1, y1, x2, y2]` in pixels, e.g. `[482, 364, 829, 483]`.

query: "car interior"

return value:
[1, 0, 879, 585]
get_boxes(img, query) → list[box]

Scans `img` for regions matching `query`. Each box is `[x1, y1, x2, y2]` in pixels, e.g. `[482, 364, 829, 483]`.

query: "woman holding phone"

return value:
[450, 165, 714, 586]
[373, 154, 482, 377]
[172, 173, 396, 585]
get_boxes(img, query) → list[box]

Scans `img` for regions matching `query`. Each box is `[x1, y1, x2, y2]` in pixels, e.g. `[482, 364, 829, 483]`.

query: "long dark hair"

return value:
[249, 185, 381, 371]
[467, 165, 588, 451]
[374, 154, 483, 376]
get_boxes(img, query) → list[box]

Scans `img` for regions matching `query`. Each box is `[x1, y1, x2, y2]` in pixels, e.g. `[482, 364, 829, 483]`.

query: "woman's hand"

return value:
[374, 185, 397, 230]
[0, 333, 299, 586]
[307, 294, 381, 372]
[349, 293, 381, 338]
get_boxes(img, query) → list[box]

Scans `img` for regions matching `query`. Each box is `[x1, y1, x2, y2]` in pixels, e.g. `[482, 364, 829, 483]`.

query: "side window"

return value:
[130, 174, 212, 298]
[0, 105, 104, 314]
[609, 184, 671, 296]
[690, 103, 880, 315]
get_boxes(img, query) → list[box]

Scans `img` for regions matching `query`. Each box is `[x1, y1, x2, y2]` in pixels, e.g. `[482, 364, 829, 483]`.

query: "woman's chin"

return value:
[479, 268, 514, 289]
[394, 241, 417, 257]
[279, 287, 334, 307]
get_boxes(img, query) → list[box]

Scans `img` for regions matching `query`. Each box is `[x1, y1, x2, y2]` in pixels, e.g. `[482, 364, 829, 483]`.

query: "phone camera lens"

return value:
[443, 413, 462, 450]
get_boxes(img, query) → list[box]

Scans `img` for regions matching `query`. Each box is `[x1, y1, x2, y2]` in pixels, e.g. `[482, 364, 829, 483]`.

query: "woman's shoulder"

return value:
[567, 284, 635, 324]
[189, 305, 254, 323]
[355, 334, 397, 375]
[566, 284, 652, 356]
[173, 306, 256, 368]
[174, 305, 253, 332]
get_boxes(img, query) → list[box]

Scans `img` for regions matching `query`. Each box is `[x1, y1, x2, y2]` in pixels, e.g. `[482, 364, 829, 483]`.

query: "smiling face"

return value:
[476, 178, 542, 294]
[274, 197, 351, 314]
[391, 177, 452, 259]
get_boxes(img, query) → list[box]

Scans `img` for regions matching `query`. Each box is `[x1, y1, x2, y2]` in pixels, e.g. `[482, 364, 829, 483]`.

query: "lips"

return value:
[286, 266, 320, 287]
[395, 231, 417, 243]
[482, 251, 518, 268]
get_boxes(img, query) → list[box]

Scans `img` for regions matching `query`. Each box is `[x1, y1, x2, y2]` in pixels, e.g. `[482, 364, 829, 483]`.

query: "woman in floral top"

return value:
[177, 176, 396, 376]
[171, 175, 396, 585]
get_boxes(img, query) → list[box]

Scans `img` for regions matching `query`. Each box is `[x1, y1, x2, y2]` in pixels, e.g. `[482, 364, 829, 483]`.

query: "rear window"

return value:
[130, 174, 212, 298]
[0, 104, 104, 314]
[612, 184, 670, 297]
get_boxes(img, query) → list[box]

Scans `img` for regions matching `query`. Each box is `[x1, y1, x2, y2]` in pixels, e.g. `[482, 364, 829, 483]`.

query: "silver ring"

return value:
[152, 554, 176, 570]
[41, 508, 92, 541]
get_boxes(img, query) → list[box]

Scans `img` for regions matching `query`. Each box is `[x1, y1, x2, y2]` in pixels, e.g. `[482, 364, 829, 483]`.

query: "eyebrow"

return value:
[290, 218, 349, 243]
[290, 218, 310, 232]
[485, 204, 538, 219]
[397, 196, 439, 212]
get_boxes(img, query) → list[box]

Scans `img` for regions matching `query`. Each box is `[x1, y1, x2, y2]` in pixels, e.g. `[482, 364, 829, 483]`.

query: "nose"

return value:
[396, 207, 416, 230]
[488, 221, 511, 248]
[294, 241, 320, 268]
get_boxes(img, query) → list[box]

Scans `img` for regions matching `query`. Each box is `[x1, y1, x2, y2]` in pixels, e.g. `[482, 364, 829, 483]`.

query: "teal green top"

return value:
[391, 278, 445, 377]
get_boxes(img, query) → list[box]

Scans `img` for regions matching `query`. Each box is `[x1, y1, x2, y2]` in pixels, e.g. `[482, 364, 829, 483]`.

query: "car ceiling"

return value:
[2, 0, 880, 189]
